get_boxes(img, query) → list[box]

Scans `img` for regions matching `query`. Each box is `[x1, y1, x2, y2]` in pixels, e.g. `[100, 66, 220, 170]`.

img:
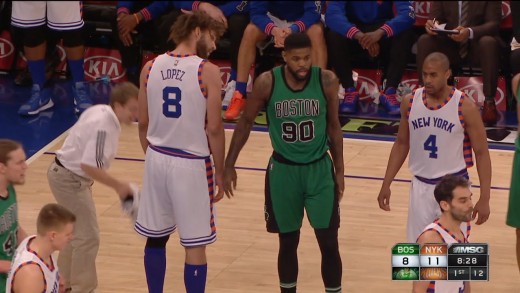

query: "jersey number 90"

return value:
[162, 86, 182, 118]
[282, 120, 315, 143]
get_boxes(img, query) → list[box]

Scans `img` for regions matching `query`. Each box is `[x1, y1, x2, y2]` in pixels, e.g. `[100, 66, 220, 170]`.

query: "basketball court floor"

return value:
[1, 76, 519, 292]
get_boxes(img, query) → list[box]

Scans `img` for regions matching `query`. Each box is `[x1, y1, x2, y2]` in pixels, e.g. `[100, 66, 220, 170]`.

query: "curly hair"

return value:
[169, 10, 226, 45]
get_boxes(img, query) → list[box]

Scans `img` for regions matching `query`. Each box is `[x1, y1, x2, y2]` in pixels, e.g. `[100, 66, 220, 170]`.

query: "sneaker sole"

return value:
[23, 99, 55, 116]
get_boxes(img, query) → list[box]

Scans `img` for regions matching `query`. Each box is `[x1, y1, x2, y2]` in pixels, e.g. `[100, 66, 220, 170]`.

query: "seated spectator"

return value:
[115, 1, 183, 85]
[176, 1, 250, 106]
[223, 1, 326, 121]
[325, 1, 416, 115]
[416, 1, 502, 125]
[511, 0, 520, 76]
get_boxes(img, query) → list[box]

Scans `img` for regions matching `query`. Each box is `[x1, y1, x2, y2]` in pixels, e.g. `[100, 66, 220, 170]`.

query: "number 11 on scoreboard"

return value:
[392, 244, 420, 280]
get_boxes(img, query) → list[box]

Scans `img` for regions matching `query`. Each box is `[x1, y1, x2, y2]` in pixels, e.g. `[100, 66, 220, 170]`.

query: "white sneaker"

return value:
[222, 80, 236, 107]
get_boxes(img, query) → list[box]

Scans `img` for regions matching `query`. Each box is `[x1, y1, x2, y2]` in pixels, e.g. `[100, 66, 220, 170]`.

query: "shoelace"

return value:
[27, 87, 42, 103]
[384, 93, 399, 105]
[229, 95, 243, 108]
[75, 85, 89, 103]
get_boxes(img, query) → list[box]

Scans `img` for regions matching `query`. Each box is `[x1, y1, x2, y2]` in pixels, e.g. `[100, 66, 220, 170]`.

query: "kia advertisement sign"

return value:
[0, 30, 15, 72]
[501, 1, 512, 29]
[413, 1, 431, 26]
[353, 69, 382, 102]
[84, 47, 127, 82]
[455, 76, 507, 111]
[210, 59, 254, 93]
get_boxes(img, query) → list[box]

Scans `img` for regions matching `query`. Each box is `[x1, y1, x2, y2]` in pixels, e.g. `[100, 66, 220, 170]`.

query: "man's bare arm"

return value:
[138, 60, 152, 154]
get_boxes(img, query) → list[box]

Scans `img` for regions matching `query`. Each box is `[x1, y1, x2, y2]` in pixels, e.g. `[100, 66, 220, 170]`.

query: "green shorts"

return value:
[264, 152, 340, 233]
[507, 137, 520, 228]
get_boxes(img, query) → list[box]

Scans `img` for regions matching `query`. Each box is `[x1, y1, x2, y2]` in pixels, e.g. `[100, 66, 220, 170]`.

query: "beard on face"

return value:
[287, 65, 310, 82]
[196, 38, 210, 59]
[451, 207, 473, 222]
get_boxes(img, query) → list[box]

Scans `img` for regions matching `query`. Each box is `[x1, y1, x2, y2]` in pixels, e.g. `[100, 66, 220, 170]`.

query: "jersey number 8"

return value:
[162, 86, 182, 118]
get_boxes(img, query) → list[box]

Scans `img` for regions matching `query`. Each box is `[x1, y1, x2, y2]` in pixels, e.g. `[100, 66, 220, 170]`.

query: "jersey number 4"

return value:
[423, 134, 438, 158]
[162, 86, 182, 118]
[282, 120, 315, 143]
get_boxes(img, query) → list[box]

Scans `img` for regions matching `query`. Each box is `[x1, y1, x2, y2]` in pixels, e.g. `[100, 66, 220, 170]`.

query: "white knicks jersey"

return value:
[146, 53, 210, 157]
[419, 220, 470, 293]
[408, 87, 473, 179]
[6, 236, 59, 293]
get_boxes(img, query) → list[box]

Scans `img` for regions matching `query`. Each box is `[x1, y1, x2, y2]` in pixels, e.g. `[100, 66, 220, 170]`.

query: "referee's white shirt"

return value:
[56, 104, 121, 178]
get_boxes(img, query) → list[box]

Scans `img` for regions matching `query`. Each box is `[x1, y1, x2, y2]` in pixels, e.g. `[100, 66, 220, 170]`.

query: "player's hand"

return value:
[272, 27, 289, 48]
[335, 173, 345, 201]
[472, 198, 490, 225]
[425, 19, 439, 36]
[115, 182, 133, 201]
[367, 42, 380, 58]
[223, 167, 237, 198]
[377, 186, 392, 211]
[359, 29, 384, 49]
[214, 174, 225, 202]
[58, 274, 67, 293]
[449, 26, 470, 42]
[198, 2, 228, 28]
[117, 13, 138, 37]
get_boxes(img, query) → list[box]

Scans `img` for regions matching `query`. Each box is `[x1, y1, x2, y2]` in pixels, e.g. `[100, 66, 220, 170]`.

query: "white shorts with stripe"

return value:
[407, 169, 470, 242]
[407, 177, 441, 242]
[135, 145, 216, 247]
[11, 1, 84, 30]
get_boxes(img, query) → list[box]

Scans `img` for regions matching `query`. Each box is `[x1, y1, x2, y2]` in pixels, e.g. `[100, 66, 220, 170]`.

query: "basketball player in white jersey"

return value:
[7, 203, 76, 293]
[377, 52, 491, 242]
[135, 10, 226, 293]
[413, 175, 473, 293]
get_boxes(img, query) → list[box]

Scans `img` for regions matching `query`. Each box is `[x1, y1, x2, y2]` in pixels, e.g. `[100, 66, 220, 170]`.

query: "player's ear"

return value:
[440, 200, 450, 212]
[282, 51, 287, 63]
[445, 69, 452, 80]
[194, 27, 201, 41]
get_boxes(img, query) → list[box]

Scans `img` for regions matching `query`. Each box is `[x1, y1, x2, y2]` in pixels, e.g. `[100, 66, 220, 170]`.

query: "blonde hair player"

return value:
[7, 203, 76, 293]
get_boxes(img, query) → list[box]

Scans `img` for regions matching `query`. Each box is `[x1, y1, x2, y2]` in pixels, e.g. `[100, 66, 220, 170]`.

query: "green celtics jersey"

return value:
[266, 66, 329, 163]
[0, 185, 19, 292]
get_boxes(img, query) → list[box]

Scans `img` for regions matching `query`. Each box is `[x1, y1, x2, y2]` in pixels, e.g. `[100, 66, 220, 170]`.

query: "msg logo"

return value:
[452, 246, 485, 254]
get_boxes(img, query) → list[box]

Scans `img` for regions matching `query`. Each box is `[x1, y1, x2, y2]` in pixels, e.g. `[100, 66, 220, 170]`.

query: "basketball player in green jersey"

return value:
[507, 72, 520, 274]
[223, 32, 345, 293]
[0, 139, 28, 292]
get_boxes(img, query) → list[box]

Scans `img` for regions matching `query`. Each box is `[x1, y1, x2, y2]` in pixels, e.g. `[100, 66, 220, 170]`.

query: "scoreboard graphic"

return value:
[392, 243, 489, 281]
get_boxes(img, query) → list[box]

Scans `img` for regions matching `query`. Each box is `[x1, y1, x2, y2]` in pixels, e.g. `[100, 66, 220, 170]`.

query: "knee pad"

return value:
[21, 26, 46, 47]
[146, 235, 170, 248]
[60, 28, 84, 47]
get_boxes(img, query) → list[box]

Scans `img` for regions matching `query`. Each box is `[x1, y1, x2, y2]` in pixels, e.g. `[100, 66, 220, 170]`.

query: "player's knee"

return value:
[306, 23, 324, 39]
[61, 28, 84, 47]
[146, 235, 170, 248]
[22, 26, 46, 47]
[315, 228, 339, 252]
[279, 230, 300, 252]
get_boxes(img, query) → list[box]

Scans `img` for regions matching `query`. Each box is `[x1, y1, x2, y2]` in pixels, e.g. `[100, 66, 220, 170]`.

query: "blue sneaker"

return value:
[73, 82, 93, 115]
[339, 87, 359, 114]
[379, 87, 401, 115]
[18, 84, 54, 116]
